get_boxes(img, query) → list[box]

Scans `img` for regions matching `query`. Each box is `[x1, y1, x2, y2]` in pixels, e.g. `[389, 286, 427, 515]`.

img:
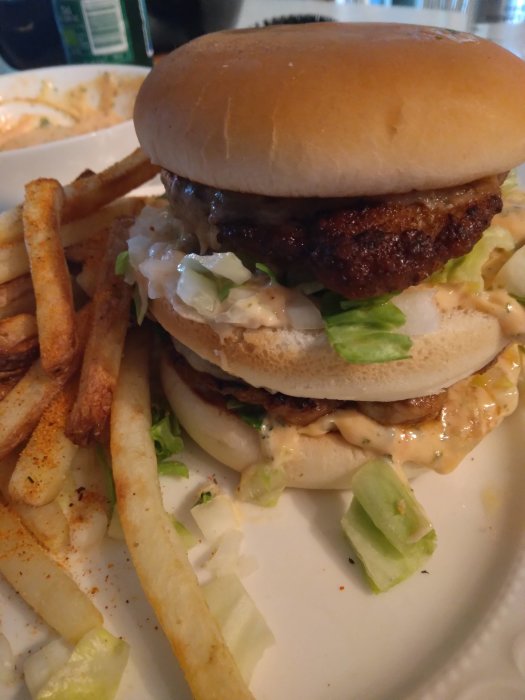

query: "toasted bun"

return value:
[152, 297, 506, 402]
[161, 345, 521, 489]
[160, 353, 372, 489]
[134, 23, 525, 197]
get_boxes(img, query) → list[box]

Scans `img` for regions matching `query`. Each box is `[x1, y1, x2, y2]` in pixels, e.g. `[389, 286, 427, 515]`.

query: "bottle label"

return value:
[52, 0, 152, 66]
[81, 0, 130, 56]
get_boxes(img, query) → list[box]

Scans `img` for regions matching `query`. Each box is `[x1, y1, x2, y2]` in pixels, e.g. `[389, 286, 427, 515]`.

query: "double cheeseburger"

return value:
[131, 23, 525, 491]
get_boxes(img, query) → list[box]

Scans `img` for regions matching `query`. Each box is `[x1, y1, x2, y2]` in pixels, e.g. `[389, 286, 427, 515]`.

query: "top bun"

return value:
[134, 22, 525, 197]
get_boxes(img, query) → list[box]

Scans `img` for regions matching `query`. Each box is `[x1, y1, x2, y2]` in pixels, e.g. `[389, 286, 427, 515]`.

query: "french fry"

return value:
[11, 499, 70, 553]
[23, 178, 77, 377]
[0, 362, 67, 460]
[0, 205, 23, 246]
[0, 274, 35, 319]
[0, 291, 35, 320]
[0, 501, 102, 642]
[0, 374, 21, 401]
[64, 446, 110, 551]
[62, 149, 158, 222]
[9, 380, 79, 506]
[75, 261, 100, 298]
[0, 305, 90, 460]
[0, 313, 39, 371]
[0, 241, 33, 288]
[0, 312, 37, 346]
[0, 453, 68, 552]
[111, 330, 254, 700]
[0, 149, 158, 246]
[66, 219, 132, 446]
[0, 273, 33, 308]
[61, 196, 146, 251]
[0, 197, 146, 287]
[0, 366, 26, 381]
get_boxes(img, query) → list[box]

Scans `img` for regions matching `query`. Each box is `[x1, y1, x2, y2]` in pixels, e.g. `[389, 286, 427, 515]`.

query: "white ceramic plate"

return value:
[2, 388, 525, 700]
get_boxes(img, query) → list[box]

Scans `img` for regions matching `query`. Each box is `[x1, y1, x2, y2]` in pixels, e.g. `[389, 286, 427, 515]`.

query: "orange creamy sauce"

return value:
[0, 72, 144, 151]
[264, 346, 521, 475]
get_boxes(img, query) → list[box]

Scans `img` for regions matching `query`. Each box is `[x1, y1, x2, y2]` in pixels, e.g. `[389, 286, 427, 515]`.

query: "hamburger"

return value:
[130, 22, 525, 495]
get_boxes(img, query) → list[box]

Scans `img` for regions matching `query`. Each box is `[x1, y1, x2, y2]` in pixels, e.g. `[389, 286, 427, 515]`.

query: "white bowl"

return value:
[0, 63, 150, 210]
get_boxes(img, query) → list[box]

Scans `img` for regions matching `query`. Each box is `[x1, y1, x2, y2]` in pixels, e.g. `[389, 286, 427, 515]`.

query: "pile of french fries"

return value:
[0, 150, 254, 699]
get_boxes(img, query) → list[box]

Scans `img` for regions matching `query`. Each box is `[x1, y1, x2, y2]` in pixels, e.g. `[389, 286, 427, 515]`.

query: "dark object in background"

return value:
[259, 14, 335, 26]
[0, 0, 65, 69]
[52, 0, 153, 66]
[146, 0, 243, 53]
[0, 0, 152, 69]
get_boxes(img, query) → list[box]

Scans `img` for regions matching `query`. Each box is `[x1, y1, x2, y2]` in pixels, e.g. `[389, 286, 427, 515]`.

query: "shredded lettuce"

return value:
[157, 460, 188, 477]
[202, 574, 274, 683]
[501, 169, 520, 199]
[195, 490, 214, 505]
[170, 517, 198, 550]
[351, 459, 434, 551]
[150, 406, 187, 477]
[323, 296, 412, 364]
[237, 460, 287, 507]
[342, 499, 435, 593]
[494, 244, 525, 298]
[132, 285, 148, 325]
[431, 225, 514, 291]
[226, 399, 266, 430]
[27, 628, 129, 700]
[114, 251, 130, 277]
[341, 459, 437, 593]
[255, 262, 278, 283]
[114, 250, 147, 324]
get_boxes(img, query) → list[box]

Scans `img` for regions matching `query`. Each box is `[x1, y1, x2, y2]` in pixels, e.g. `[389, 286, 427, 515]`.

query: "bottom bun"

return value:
[160, 352, 374, 489]
[160, 345, 522, 490]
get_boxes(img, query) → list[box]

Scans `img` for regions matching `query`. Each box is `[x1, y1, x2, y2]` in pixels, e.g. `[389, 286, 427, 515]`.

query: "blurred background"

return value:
[0, 0, 524, 73]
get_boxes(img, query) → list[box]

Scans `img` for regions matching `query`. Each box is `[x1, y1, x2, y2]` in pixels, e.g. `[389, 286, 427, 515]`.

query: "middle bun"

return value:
[152, 297, 506, 402]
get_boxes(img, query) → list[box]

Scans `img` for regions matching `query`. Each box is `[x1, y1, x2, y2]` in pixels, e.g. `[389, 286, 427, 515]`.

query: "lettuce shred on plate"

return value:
[341, 459, 437, 593]
[24, 628, 129, 700]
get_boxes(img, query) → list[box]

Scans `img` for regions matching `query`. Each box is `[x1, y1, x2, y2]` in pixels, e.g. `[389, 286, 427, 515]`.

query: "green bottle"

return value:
[52, 0, 153, 66]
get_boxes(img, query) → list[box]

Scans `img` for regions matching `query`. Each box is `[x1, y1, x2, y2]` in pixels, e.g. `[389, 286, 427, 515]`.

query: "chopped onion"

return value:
[395, 287, 441, 337]
[181, 252, 252, 285]
[24, 638, 72, 698]
[494, 244, 525, 297]
[286, 294, 324, 330]
[0, 633, 17, 686]
[206, 529, 244, 576]
[191, 494, 240, 544]
[176, 267, 219, 315]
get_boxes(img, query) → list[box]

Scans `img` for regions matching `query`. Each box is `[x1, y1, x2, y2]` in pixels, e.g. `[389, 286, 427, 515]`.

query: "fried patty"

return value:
[170, 350, 446, 427]
[163, 172, 503, 299]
